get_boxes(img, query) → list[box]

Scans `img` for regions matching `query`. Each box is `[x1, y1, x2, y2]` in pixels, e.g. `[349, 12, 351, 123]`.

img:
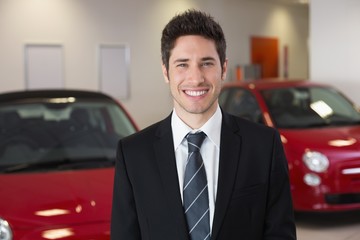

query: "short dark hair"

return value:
[161, 9, 227, 71]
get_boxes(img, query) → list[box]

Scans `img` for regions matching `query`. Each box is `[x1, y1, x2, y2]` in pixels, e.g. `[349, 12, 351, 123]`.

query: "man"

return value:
[111, 9, 296, 240]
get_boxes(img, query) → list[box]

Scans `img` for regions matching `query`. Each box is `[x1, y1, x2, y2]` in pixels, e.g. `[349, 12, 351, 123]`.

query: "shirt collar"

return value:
[171, 105, 222, 150]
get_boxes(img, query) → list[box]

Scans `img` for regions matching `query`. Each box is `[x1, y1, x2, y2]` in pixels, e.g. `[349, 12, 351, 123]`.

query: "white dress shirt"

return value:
[171, 105, 222, 231]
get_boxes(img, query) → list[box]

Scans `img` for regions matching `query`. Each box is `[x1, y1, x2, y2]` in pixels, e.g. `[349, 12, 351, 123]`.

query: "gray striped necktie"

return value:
[183, 132, 211, 240]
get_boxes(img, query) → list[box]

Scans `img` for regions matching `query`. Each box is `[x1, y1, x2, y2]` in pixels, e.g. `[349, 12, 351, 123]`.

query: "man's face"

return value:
[162, 35, 227, 121]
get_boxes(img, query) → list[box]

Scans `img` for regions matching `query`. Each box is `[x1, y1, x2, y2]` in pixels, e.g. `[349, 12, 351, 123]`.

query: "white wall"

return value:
[0, 0, 309, 128]
[310, 0, 360, 105]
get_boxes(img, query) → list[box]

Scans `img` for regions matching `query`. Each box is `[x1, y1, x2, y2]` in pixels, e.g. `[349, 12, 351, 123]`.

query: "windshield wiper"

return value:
[279, 122, 329, 129]
[57, 157, 115, 170]
[328, 120, 360, 126]
[280, 120, 360, 129]
[0, 157, 114, 173]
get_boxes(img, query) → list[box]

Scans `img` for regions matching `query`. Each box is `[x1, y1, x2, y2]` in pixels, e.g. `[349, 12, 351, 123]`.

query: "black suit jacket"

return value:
[111, 111, 296, 240]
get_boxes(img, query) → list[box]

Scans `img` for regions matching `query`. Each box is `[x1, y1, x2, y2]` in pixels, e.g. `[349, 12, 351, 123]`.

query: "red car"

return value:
[0, 90, 138, 240]
[220, 79, 360, 212]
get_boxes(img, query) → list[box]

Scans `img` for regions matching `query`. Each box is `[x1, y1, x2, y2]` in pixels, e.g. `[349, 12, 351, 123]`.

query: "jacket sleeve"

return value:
[264, 130, 297, 240]
[111, 140, 141, 240]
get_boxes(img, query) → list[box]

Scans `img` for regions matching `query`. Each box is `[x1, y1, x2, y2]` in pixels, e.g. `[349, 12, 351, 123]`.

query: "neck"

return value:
[174, 104, 218, 130]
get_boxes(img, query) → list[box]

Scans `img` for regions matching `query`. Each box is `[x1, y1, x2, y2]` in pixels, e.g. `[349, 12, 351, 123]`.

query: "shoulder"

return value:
[119, 114, 172, 146]
[222, 113, 285, 163]
[222, 112, 281, 149]
[223, 111, 276, 136]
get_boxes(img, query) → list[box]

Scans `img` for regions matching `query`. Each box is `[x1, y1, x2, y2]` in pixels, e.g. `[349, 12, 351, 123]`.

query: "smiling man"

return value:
[163, 34, 226, 129]
[111, 9, 296, 240]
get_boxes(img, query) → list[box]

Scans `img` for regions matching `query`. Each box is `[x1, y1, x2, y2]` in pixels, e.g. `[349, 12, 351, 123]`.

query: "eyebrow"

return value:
[172, 56, 216, 64]
[173, 58, 189, 64]
[201, 57, 216, 62]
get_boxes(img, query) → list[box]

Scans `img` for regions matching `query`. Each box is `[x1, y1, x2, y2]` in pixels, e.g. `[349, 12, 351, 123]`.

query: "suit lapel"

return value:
[153, 114, 190, 240]
[211, 113, 242, 240]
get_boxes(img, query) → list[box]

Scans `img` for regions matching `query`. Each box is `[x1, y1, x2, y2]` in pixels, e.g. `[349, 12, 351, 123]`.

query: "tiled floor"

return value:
[295, 211, 360, 240]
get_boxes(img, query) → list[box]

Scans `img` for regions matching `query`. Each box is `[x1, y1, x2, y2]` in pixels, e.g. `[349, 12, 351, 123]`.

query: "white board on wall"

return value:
[25, 44, 64, 89]
[99, 44, 130, 99]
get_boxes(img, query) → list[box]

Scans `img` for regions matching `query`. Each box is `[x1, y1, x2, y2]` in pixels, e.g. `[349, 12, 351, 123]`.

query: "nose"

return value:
[186, 65, 204, 84]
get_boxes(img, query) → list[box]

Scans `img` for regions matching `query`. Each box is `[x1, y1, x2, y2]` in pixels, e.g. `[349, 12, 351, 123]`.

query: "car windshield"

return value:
[0, 98, 136, 173]
[261, 86, 360, 129]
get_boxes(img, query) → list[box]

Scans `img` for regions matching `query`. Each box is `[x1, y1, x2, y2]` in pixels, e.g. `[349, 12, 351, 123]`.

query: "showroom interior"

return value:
[1, 0, 360, 239]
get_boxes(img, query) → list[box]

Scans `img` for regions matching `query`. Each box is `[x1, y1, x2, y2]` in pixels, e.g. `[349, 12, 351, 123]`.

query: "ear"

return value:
[162, 64, 170, 83]
[221, 58, 229, 81]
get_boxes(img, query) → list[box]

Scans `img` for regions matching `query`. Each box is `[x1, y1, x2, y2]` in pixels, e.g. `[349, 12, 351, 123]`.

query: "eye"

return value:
[176, 63, 187, 68]
[202, 61, 214, 67]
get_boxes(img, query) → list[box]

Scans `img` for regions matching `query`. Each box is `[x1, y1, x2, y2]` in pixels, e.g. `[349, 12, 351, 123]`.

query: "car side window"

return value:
[222, 88, 263, 124]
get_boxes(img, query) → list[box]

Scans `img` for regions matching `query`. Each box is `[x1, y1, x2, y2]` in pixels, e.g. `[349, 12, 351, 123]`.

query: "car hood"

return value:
[0, 168, 114, 230]
[280, 125, 360, 151]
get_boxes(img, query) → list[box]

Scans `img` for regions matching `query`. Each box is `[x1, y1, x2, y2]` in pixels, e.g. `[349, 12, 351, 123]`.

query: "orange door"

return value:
[251, 36, 279, 79]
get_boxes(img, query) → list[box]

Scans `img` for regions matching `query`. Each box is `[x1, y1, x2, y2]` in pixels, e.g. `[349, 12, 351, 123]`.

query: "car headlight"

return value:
[0, 218, 12, 240]
[303, 151, 329, 173]
[303, 173, 321, 186]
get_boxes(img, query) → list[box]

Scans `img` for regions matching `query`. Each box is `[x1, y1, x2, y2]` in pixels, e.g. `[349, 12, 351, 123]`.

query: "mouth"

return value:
[184, 90, 208, 97]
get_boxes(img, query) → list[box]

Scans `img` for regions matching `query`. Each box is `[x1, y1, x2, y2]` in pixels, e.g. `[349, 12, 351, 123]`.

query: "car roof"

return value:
[0, 89, 115, 103]
[222, 79, 332, 91]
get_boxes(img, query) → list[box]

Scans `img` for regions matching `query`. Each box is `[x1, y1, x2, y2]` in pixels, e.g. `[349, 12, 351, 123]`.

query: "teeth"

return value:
[185, 90, 207, 96]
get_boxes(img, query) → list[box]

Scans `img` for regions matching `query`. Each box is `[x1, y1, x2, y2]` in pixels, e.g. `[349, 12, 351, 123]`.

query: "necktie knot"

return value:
[186, 132, 206, 153]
